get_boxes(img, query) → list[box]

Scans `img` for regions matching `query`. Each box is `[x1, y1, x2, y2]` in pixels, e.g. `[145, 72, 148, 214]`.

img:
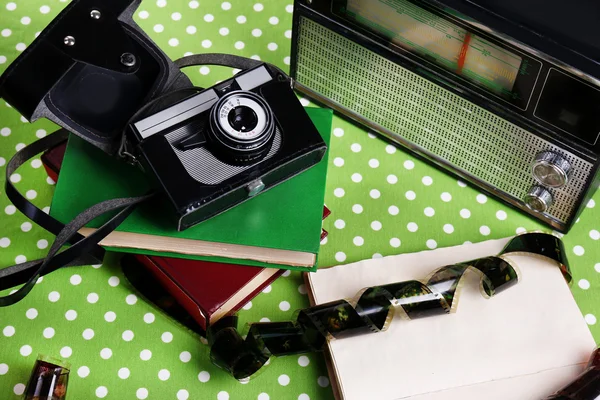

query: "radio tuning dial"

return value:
[524, 186, 554, 213]
[532, 151, 571, 188]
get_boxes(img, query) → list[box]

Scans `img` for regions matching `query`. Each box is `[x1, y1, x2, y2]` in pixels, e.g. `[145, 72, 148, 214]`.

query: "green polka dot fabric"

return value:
[0, 1, 599, 399]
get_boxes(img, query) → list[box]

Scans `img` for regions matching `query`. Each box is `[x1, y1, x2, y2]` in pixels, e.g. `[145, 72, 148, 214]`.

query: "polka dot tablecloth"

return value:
[0, 1, 599, 399]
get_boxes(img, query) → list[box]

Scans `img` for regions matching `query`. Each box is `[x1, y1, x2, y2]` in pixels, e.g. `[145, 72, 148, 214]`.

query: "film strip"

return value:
[208, 232, 572, 381]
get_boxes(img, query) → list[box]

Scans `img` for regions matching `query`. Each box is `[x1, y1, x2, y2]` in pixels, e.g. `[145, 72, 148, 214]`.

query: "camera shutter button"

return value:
[247, 179, 266, 197]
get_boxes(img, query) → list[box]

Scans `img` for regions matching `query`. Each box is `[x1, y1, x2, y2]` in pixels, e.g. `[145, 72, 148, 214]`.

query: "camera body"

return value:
[129, 64, 327, 231]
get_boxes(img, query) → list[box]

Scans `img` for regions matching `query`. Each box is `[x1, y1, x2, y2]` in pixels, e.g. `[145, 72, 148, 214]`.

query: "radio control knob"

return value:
[524, 186, 554, 213]
[532, 151, 571, 188]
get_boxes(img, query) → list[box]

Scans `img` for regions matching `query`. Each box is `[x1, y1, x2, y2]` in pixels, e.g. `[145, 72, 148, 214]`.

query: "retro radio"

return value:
[290, 0, 600, 232]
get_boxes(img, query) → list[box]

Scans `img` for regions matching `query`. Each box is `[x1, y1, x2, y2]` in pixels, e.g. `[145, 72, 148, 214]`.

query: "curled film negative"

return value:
[207, 232, 572, 381]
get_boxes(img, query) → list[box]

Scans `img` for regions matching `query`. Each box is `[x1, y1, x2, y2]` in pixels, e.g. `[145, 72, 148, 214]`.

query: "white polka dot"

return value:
[126, 294, 138, 305]
[334, 219, 345, 229]
[0, 364, 8, 375]
[335, 252, 346, 262]
[371, 221, 382, 231]
[386, 145, 396, 154]
[286, 4, 294, 13]
[578, 279, 590, 290]
[40, 5, 50, 14]
[36, 239, 49, 250]
[457, 180, 467, 187]
[262, 285, 272, 293]
[202, 39, 212, 48]
[422, 176, 433, 186]
[387, 174, 398, 184]
[82, 328, 94, 340]
[48, 292, 60, 303]
[6, 2, 16, 10]
[278, 374, 290, 386]
[168, 38, 179, 47]
[353, 204, 364, 214]
[21, 222, 32, 232]
[189, 0, 199, 8]
[36, 129, 47, 138]
[334, 188, 345, 198]
[590, 230, 600, 240]
[318, 376, 330, 387]
[426, 239, 438, 249]
[26, 308, 38, 319]
[10, 173, 21, 182]
[368, 158, 379, 168]
[476, 194, 488, 204]
[20, 345, 32, 356]
[19, 116, 27, 122]
[258, 393, 269, 400]
[42, 327, 55, 338]
[298, 284, 307, 295]
[407, 222, 418, 232]
[106, 276, 120, 287]
[171, 12, 182, 20]
[269, 16, 279, 24]
[235, 41, 245, 49]
[198, 371, 210, 382]
[441, 192, 452, 202]
[333, 157, 344, 167]
[405, 190, 416, 200]
[351, 173, 363, 183]
[351, 143, 362, 152]
[122, 330, 134, 341]
[4, 205, 15, 215]
[87, 293, 99, 303]
[138, 10, 149, 19]
[162, 331, 174, 343]
[254, 3, 265, 11]
[587, 199, 596, 208]
[585, 314, 597, 325]
[100, 348, 112, 359]
[153, 24, 164, 33]
[177, 390, 190, 400]
[403, 160, 416, 170]
[3, 326, 15, 337]
[140, 349, 152, 361]
[282, 270, 291, 277]
[260, 317, 271, 322]
[70, 274, 82, 285]
[372, 253, 383, 259]
[320, 236, 328, 245]
[136, 388, 148, 399]
[143, 313, 155, 324]
[118, 368, 130, 379]
[480, 226, 491, 236]
[65, 310, 77, 321]
[96, 386, 108, 399]
[595, 263, 600, 273]
[14, 384, 25, 395]
[60, 346, 72, 358]
[217, 392, 229, 400]
[0, 56, 6, 65]
[390, 238, 401, 248]
[388, 205, 399, 215]
[279, 301, 291, 311]
[158, 369, 170, 381]
[219, 27, 229, 35]
[496, 210, 508, 221]
[16, 143, 26, 151]
[424, 207, 435, 217]
[0, 127, 10, 136]
[47, 177, 56, 185]
[78, 366, 90, 378]
[251, 28, 263, 37]
[573, 245, 585, 256]
[15, 255, 27, 264]
[156, 0, 167, 6]
[443, 224, 454, 234]
[0, 238, 10, 248]
[283, 56, 291, 65]
[180, 351, 192, 363]
[460, 209, 471, 218]
[370, 189, 381, 199]
[353, 236, 364, 246]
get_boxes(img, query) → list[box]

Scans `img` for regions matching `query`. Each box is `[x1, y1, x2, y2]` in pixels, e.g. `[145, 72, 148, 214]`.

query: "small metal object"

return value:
[63, 36, 75, 46]
[247, 179, 266, 197]
[532, 151, 571, 188]
[120, 53, 137, 67]
[90, 9, 101, 20]
[524, 186, 554, 213]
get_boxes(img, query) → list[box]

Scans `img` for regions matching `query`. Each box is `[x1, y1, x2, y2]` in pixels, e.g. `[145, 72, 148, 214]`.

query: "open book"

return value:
[306, 237, 596, 400]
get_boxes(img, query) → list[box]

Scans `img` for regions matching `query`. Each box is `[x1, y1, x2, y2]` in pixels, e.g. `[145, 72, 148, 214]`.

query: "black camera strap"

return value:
[0, 53, 291, 307]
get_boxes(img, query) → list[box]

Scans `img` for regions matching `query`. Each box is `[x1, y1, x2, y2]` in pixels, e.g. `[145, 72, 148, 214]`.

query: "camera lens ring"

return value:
[208, 91, 276, 165]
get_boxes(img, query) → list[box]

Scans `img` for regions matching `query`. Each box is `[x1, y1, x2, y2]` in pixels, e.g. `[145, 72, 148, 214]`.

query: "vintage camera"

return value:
[129, 64, 327, 230]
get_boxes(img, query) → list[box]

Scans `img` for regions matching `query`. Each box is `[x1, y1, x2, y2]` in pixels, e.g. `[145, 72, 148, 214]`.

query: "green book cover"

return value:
[50, 108, 332, 272]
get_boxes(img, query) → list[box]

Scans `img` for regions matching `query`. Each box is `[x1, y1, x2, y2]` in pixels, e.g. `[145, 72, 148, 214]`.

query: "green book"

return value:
[50, 108, 332, 272]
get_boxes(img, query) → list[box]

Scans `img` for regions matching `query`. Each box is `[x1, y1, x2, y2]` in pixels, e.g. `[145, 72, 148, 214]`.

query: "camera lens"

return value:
[228, 106, 259, 133]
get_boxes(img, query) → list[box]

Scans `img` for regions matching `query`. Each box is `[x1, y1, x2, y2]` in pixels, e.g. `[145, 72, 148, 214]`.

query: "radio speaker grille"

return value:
[295, 17, 594, 225]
